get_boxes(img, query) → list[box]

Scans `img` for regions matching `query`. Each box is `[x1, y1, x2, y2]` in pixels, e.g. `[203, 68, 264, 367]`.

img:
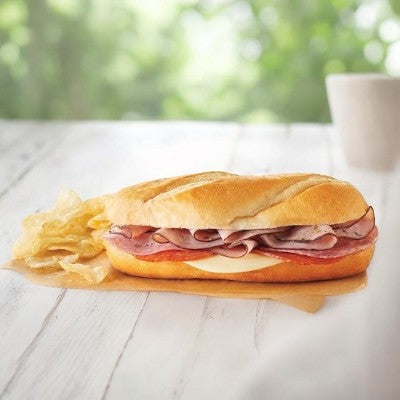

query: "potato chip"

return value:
[87, 212, 111, 230]
[26, 254, 79, 269]
[59, 260, 111, 284]
[47, 239, 103, 258]
[55, 189, 82, 210]
[13, 190, 112, 283]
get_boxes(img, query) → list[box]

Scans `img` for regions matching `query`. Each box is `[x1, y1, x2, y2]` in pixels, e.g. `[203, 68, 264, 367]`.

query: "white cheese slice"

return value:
[185, 253, 282, 273]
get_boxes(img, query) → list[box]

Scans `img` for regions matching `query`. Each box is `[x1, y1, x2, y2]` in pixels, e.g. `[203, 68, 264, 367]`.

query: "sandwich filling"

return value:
[104, 206, 377, 265]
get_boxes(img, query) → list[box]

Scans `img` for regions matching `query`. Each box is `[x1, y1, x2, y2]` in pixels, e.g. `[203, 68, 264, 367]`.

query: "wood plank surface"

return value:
[0, 121, 398, 400]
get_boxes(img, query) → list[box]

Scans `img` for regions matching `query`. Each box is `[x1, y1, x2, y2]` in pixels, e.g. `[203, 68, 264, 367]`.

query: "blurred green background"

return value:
[1, 0, 399, 122]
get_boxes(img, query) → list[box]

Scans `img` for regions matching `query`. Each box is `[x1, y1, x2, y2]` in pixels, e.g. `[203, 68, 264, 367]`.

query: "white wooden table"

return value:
[0, 121, 399, 400]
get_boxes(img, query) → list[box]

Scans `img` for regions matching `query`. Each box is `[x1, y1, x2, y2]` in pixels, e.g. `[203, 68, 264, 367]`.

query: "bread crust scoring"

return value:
[106, 172, 368, 229]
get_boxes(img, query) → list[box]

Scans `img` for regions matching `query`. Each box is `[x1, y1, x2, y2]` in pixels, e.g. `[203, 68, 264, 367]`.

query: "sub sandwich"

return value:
[104, 172, 377, 282]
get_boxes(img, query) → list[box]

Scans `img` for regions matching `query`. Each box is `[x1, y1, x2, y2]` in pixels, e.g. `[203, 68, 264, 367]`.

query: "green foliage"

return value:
[0, 0, 398, 122]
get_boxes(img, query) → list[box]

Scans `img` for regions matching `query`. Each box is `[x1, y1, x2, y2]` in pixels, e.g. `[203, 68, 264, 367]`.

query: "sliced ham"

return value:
[105, 231, 181, 256]
[260, 232, 338, 250]
[256, 226, 378, 259]
[211, 239, 258, 258]
[331, 206, 372, 228]
[190, 229, 221, 242]
[331, 219, 357, 229]
[109, 225, 132, 239]
[105, 206, 377, 259]
[333, 206, 375, 239]
[218, 228, 289, 245]
[109, 225, 153, 239]
[152, 228, 224, 250]
[275, 224, 334, 241]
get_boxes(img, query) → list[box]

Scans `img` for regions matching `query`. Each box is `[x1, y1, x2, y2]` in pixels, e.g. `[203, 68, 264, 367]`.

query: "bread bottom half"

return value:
[105, 242, 374, 283]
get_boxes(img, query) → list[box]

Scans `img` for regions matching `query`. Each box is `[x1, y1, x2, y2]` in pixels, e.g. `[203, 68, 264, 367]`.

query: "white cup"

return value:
[326, 74, 400, 170]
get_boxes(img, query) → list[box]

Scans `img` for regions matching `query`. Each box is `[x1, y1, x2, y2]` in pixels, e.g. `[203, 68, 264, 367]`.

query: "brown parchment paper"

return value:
[1, 253, 367, 313]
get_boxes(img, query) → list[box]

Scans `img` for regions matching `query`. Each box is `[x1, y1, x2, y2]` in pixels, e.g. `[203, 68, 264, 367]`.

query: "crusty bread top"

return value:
[106, 171, 369, 229]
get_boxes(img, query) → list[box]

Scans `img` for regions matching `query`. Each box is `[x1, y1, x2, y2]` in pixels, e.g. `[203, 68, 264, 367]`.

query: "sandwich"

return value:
[103, 172, 377, 282]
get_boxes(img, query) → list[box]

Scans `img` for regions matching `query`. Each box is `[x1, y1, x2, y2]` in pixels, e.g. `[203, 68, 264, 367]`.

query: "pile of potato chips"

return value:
[13, 190, 111, 283]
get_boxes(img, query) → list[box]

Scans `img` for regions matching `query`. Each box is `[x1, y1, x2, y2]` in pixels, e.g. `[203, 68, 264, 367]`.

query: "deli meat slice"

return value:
[218, 228, 289, 244]
[105, 206, 377, 259]
[331, 206, 372, 229]
[152, 228, 224, 249]
[256, 226, 378, 259]
[333, 206, 375, 239]
[190, 229, 222, 242]
[109, 225, 153, 239]
[104, 231, 181, 255]
[275, 224, 334, 241]
[260, 233, 338, 250]
[211, 239, 258, 258]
